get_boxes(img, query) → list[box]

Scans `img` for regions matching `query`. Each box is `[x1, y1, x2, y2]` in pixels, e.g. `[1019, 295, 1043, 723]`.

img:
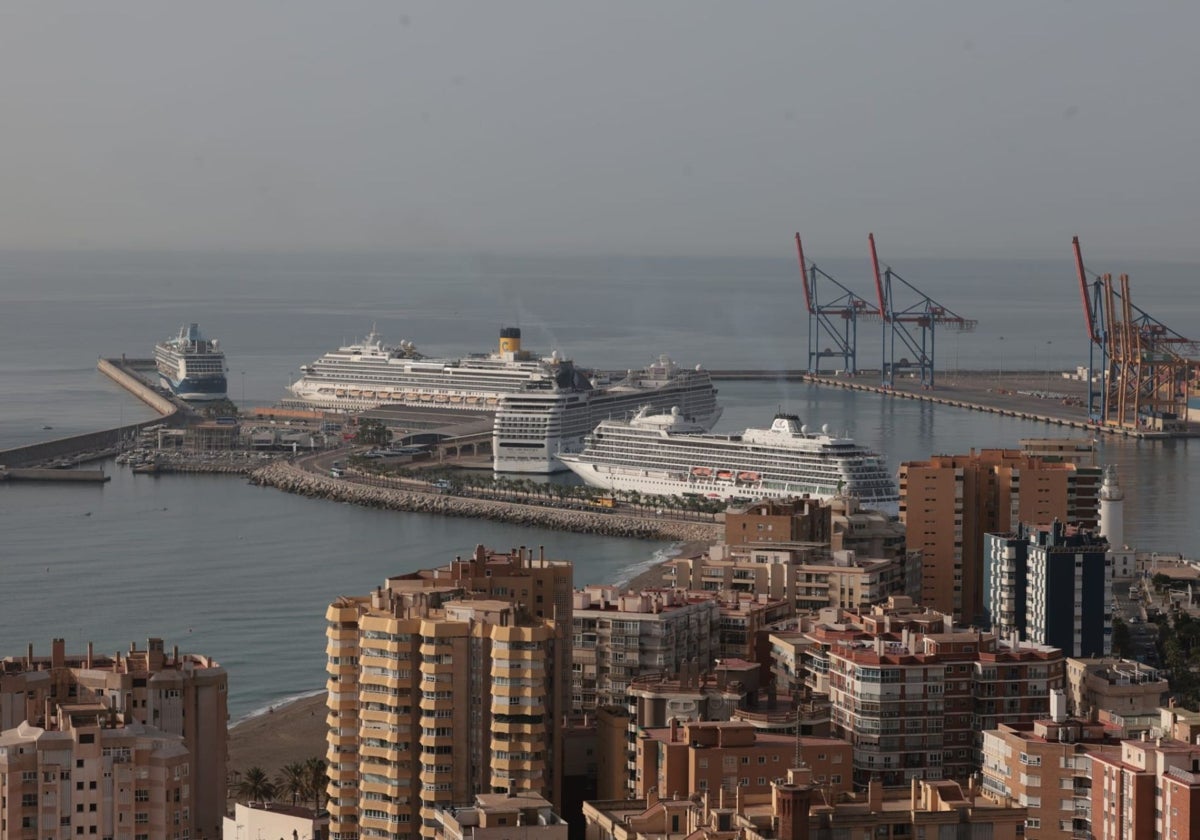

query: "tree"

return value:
[305, 756, 328, 810]
[237, 766, 277, 803]
[354, 419, 393, 447]
[1111, 617, 1132, 658]
[276, 761, 307, 806]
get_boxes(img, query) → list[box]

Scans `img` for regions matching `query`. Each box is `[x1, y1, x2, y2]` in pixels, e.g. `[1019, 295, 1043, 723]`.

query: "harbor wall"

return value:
[250, 461, 723, 543]
[0, 359, 181, 468]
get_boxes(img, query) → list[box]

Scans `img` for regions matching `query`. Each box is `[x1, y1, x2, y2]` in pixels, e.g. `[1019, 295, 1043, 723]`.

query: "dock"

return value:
[0, 467, 110, 483]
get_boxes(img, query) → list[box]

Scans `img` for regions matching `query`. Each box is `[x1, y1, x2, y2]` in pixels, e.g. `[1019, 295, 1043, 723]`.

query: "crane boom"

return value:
[1073, 236, 1098, 344]
[867, 232, 888, 323]
[795, 233, 815, 315]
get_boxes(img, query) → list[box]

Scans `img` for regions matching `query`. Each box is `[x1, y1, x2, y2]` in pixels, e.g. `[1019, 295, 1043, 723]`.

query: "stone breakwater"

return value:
[249, 461, 723, 543]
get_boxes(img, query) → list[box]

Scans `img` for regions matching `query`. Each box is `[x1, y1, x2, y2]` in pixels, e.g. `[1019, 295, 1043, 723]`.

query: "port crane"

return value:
[795, 234, 878, 375]
[1073, 236, 1200, 431]
[868, 233, 977, 388]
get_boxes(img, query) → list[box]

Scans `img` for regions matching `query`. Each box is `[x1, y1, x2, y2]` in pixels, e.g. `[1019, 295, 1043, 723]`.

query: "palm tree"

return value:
[237, 766, 277, 803]
[276, 761, 307, 805]
[305, 756, 329, 810]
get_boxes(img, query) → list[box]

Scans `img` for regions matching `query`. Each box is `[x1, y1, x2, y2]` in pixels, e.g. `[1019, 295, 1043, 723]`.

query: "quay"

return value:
[0, 467, 110, 483]
[704, 368, 1199, 440]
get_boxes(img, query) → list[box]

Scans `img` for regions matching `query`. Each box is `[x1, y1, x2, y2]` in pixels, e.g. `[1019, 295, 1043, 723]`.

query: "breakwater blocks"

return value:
[249, 462, 722, 543]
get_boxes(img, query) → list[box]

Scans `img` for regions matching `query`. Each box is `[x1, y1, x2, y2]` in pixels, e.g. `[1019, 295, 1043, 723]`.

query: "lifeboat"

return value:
[361, 390, 375, 399]
[465, 396, 480, 405]
[433, 394, 449, 403]
[348, 389, 361, 398]
[334, 389, 347, 397]
[449, 395, 464, 404]
[376, 391, 391, 400]
[737, 471, 761, 483]
[485, 397, 499, 407]
[406, 392, 419, 400]
[716, 470, 735, 481]
[419, 393, 434, 402]
[691, 467, 712, 478]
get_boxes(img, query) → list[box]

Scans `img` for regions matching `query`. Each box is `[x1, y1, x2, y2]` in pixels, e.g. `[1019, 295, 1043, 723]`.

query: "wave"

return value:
[613, 542, 683, 589]
[231, 687, 325, 728]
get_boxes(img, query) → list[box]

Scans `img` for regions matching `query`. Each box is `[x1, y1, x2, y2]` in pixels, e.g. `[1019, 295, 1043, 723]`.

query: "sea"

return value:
[2, 249, 1198, 721]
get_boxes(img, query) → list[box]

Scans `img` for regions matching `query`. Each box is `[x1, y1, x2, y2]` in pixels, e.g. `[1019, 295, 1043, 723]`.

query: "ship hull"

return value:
[558, 457, 898, 515]
[161, 374, 228, 402]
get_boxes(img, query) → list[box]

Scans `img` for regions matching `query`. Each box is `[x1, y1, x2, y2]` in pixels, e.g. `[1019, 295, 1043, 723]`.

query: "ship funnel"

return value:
[499, 326, 522, 356]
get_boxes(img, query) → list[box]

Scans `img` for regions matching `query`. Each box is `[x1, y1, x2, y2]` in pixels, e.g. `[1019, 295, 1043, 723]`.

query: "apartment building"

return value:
[980, 691, 1123, 840]
[724, 496, 907, 558]
[426, 792, 566, 840]
[1089, 733, 1200, 840]
[986, 524, 1114, 657]
[0, 638, 227, 840]
[324, 545, 572, 840]
[633, 720, 852, 802]
[1065, 658, 1169, 721]
[571, 587, 718, 712]
[583, 768, 1028, 840]
[900, 449, 1099, 624]
[808, 602, 1064, 788]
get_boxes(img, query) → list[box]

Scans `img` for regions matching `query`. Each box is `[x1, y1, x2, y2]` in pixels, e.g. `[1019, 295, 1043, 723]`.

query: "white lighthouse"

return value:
[1098, 464, 1125, 549]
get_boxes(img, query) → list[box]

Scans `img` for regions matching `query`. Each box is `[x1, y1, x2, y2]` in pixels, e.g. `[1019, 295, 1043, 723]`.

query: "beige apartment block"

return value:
[899, 449, 1099, 624]
[1089, 733, 1200, 840]
[583, 768, 1027, 840]
[427, 792, 566, 840]
[666, 544, 918, 616]
[724, 496, 907, 558]
[0, 638, 227, 840]
[980, 693, 1123, 840]
[324, 545, 572, 840]
[1065, 657, 1169, 720]
[571, 587, 718, 712]
[633, 720, 852, 802]
[222, 802, 328, 840]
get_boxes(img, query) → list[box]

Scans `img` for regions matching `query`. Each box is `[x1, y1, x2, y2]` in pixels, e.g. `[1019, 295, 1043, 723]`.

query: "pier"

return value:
[0, 467, 110, 483]
[0, 358, 184, 469]
[703, 368, 1198, 440]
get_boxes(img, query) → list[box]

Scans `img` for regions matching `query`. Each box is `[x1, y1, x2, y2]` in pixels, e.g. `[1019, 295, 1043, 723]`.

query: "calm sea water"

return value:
[1, 250, 1197, 719]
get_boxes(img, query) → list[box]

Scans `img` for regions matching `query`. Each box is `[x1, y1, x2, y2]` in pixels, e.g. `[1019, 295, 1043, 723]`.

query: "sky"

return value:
[0, 3, 1196, 260]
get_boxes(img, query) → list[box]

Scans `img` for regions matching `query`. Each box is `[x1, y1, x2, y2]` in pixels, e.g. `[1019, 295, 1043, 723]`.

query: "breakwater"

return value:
[249, 461, 723, 543]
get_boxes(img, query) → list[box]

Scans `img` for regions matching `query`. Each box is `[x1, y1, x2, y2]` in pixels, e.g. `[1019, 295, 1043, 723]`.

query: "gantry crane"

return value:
[795, 233, 878, 375]
[868, 233, 977, 389]
[1073, 236, 1200, 431]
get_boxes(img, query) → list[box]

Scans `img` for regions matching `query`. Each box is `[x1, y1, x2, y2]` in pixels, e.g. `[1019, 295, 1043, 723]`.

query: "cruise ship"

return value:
[557, 408, 900, 512]
[288, 327, 721, 472]
[154, 323, 228, 401]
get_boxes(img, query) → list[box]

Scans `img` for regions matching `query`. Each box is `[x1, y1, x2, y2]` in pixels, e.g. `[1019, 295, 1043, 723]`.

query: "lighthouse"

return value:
[1098, 464, 1125, 549]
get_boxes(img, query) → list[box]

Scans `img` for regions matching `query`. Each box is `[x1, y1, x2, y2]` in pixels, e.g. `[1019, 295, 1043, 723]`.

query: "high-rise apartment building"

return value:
[0, 638, 227, 840]
[900, 449, 1099, 623]
[325, 545, 571, 840]
[985, 524, 1113, 657]
[570, 587, 718, 712]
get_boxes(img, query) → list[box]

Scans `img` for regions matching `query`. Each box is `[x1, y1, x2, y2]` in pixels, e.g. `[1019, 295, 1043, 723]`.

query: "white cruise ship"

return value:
[288, 327, 721, 472]
[154, 324, 228, 401]
[558, 408, 900, 512]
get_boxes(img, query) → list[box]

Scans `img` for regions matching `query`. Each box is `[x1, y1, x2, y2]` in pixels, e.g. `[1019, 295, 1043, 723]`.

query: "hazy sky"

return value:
[1, 3, 1196, 259]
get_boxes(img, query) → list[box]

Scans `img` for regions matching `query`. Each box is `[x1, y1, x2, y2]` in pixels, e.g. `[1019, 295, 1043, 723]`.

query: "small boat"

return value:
[406, 392, 419, 400]
[465, 396, 480, 405]
[737, 471, 761, 482]
[485, 397, 498, 407]
[376, 391, 391, 400]
[691, 466, 712, 478]
[348, 389, 361, 398]
[716, 470, 734, 481]
[449, 395, 463, 404]
[419, 394, 434, 402]
[335, 389, 347, 397]
[361, 390, 375, 399]
[433, 394, 449, 403]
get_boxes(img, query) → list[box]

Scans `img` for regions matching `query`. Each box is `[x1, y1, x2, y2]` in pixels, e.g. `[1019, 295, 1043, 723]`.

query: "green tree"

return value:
[276, 761, 307, 805]
[305, 756, 328, 810]
[1111, 617, 1132, 658]
[354, 419, 393, 447]
[237, 766, 277, 803]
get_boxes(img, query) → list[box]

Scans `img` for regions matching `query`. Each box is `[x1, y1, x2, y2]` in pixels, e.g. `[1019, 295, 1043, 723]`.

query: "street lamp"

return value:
[998, 336, 1005, 378]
